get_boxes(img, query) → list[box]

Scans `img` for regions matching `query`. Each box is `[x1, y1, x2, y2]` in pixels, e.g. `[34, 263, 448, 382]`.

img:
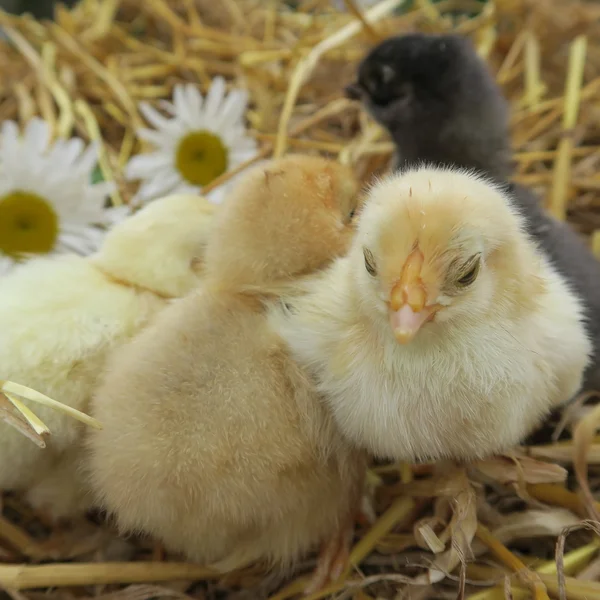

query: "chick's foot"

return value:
[303, 525, 353, 595]
[357, 494, 376, 526]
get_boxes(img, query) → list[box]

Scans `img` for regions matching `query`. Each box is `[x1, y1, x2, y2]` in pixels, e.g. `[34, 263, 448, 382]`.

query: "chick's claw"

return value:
[304, 526, 353, 595]
[357, 494, 376, 526]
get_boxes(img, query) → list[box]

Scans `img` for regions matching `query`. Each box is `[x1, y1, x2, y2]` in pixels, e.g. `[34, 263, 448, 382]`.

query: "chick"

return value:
[0, 194, 215, 520]
[346, 31, 600, 392]
[506, 182, 600, 391]
[345, 33, 512, 180]
[87, 155, 366, 592]
[269, 166, 591, 462]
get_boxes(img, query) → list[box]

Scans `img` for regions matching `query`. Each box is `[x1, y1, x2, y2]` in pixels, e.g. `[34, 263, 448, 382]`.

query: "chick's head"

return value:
[346, 33, 474, 127]
[352, 167, 540, 344]
[92, 194, 215, 298]
[204, 155, 360, 287]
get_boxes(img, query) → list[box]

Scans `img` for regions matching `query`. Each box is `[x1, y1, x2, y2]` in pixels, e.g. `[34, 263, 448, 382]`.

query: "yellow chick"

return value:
[0, 194, 215, 520]
[269, 166, 591, 462]
[87, 155, 366, 592]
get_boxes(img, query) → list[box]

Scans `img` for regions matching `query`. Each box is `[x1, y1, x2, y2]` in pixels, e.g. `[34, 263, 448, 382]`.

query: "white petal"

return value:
[24, 118, 50, 155]
[159, 99, 177, 115]
[60, 137, 85, 167]
[0, 152, 25, 182]
[203, 77, 226, 123]
[0, 120, 21, 159]
[49, 190, 91, 219]
[136, 169, 182, 202]
[44, 139, 69, 168]
[125, 153, 173, 180]
[174, 182, 201, 196]
[102, 205, 132, 226]
[91, 181, 117, 198]
[139, 102, 171, 130]
[56, 230, 97, 255]
[214, 89, 249, 130]
[0, 119, 18, 143]
[139, 103, 186, 139]
[173, 85, 192, 126]
[231, 136, 258, 153]
[0, 178, 12, 196]
[80, 226, 106, 251]
[74, 142, 100, 175]
[137, 127, 175, 148]
[0, 254, 16, 277]
[184, 84, 203, 118]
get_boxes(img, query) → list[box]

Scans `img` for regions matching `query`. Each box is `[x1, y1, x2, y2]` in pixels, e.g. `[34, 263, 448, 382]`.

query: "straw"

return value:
[0, 562, 220, 590]
[1, 1, 600, 599]
[0, 380, 102, 430]
[273, 0, 406, 158]
[549, 35, 588, 220]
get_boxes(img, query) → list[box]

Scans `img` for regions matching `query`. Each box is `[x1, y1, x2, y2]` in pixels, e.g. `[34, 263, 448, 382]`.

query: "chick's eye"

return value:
[456, 256, 481, 287]
[380, 64, 395, 84]
[363, 247, 377, 276]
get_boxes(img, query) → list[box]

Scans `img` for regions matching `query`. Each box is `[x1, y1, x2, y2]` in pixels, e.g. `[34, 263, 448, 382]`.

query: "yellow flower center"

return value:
[0, 191, 59, 258]
[175, 131, 229, 187]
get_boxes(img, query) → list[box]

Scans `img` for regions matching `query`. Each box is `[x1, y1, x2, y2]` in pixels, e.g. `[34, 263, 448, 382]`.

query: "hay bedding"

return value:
[1, 0, 600, 598]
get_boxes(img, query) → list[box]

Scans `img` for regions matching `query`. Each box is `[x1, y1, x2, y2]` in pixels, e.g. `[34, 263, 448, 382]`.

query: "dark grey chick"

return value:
[508, 182, 600, 391]
[347, 32, 600, 393]
[345, 33, 513, 180]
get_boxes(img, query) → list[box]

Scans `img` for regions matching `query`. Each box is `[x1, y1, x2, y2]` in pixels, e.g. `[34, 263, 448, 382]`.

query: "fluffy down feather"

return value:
[87, 155, 367, 591]
[347, 31, 600, 393]
[0, 194, 214, 519]
[345, 33, 512, 179]
[270, 166, 591, 462]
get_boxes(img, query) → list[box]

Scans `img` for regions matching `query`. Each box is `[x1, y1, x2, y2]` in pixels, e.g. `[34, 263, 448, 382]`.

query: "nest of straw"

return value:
[2, 0, 600, 598]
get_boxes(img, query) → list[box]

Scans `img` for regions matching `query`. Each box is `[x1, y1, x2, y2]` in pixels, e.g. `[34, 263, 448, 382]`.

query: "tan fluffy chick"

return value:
[87, 155, 366, 592]
[0, 194, 214, 520]
[269, 166, 591, 463]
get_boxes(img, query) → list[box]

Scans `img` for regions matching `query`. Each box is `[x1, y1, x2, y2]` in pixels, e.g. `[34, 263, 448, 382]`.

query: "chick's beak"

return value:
[344, 82, 363, 100]
[389, 249, 439, 344]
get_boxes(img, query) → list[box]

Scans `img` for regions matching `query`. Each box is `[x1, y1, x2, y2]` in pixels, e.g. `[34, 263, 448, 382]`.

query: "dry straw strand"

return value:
[0, 562, 220, 590]
[475, 524, 550, 600]
[550, 35, 588, 221]
[0, 1, 600, 599]
[274, 0, 406, 158]
[0, 380, 102, 430]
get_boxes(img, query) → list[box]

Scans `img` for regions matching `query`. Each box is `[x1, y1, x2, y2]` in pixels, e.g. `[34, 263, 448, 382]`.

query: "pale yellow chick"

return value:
[269, 166, 591, 462]
[87, 155, 366, 592]
[0, 194, 215, 520]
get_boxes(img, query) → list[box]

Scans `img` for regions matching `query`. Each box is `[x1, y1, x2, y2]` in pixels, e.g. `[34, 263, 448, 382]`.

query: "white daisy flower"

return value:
[125, 78, 258, 206]
[0, 117, 115, 275]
